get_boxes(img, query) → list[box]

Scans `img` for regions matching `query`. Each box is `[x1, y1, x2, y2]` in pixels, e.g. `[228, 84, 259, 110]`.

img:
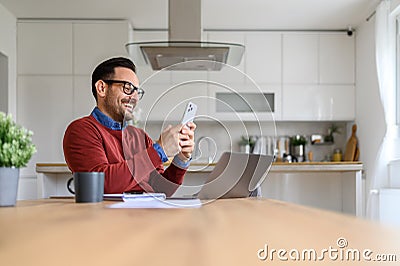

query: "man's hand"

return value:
[157, 124, 182, 157]
[178, 122, 196, 161]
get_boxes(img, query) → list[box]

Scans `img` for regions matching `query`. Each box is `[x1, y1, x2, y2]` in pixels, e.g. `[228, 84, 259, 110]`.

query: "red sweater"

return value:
[63, 115, 186, 195]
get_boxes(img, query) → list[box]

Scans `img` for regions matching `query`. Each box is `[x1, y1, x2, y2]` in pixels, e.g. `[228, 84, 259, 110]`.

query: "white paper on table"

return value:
[103, 193, 166, 201]
[106, 198, 202, 209]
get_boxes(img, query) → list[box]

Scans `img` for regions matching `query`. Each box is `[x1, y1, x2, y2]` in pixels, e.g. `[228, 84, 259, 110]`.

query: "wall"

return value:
[355, 17, 385, 197]
[0, 3, 17, 117]
[0, 5, 34, 198]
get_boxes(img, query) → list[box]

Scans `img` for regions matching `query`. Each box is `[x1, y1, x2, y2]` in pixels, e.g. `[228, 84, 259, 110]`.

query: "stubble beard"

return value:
[104, 94, 125, 123]
[122, 98, 137, 122]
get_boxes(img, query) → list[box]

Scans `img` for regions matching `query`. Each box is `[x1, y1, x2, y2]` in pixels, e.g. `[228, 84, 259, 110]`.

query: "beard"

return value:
[121, 98, 137, 122]
[103, 93, 137, 123]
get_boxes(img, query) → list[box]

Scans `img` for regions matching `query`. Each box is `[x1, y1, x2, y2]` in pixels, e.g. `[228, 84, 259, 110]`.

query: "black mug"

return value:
[67, 172, 104, 203]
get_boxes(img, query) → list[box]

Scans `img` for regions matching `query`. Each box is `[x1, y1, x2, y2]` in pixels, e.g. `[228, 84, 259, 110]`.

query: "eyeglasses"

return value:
[103, 80, 145, 100]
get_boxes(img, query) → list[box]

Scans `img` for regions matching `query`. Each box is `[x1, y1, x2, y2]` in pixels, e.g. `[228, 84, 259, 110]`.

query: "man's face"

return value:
[102, 67, 140, 123]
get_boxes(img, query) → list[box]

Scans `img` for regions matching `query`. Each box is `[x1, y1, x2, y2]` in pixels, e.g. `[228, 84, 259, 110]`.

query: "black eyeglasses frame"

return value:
[103, 79, 145, 100]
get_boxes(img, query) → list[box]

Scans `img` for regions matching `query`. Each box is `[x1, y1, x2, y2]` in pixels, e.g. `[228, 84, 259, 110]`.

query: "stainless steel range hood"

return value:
[125, 0, 244, 71]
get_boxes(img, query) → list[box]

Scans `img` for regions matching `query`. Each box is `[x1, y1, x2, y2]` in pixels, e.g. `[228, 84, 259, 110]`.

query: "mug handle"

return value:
[67, 177, 75, 194]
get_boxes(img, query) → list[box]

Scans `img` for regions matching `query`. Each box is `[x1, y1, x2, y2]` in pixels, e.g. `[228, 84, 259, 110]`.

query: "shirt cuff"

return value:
[152, 142, 169, 163]
[172, 155, 192, 169]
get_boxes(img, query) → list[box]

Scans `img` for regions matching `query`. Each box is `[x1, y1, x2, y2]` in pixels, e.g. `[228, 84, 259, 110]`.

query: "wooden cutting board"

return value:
[344, 124, 358, 161]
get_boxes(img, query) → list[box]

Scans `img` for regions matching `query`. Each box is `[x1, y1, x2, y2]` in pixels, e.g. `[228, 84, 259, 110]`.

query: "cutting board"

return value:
[344, 124, 358, 161]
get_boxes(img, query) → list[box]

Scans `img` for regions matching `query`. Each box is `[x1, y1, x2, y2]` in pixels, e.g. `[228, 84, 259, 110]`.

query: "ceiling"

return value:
[0, 0, 379, 30]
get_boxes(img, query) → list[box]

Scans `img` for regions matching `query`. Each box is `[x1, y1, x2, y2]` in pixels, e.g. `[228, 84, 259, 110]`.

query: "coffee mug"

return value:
[67, 172, 104, 203]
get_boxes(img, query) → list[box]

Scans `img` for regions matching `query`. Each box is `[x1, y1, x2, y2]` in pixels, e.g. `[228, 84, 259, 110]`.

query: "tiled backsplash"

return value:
[143, 121, 348, 162]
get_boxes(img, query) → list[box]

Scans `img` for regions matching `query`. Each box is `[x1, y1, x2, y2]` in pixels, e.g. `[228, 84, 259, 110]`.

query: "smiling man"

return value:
[63, 57, 196, 195]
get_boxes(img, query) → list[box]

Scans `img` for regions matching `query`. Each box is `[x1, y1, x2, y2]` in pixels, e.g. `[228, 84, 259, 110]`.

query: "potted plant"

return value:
[324, 124, 341, 143]
[239, 136, 255, 154]
[0, 112, 36, 206]
[290, 135, 307, 162]
[290, 135, 307, 146]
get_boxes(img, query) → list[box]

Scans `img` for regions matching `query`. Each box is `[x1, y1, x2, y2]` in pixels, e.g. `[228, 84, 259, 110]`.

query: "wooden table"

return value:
[0, 198, 399, 265]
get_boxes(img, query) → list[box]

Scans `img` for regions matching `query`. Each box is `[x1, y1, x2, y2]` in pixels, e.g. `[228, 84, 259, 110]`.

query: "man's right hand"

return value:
[157, 124, 182, 157]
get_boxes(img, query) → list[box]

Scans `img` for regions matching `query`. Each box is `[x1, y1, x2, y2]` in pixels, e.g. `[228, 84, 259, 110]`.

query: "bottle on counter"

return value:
[332, 148, 342, 162]
[308, 151, 313, 162]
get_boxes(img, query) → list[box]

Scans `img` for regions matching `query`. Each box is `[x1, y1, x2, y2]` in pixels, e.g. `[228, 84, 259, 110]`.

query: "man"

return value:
[63, 57, 196, 196]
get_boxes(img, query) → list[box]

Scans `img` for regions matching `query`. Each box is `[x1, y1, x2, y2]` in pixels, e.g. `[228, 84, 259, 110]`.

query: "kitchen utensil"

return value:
[354, 147, 360, 161]
[276, 136, 290, 161]
[344, 124, 358, 161]
[253, 136, 267, 155]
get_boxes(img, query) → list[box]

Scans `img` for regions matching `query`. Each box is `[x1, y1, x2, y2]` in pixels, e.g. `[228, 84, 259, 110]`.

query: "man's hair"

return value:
[91, 57, 136, 101]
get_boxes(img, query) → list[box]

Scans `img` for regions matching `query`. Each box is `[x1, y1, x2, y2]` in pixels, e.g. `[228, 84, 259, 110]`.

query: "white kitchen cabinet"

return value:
[18, 20, 129, 76]
[319, 33, 355, 84]
[283, 33, 319, 84]
[282, 32, 354, 85]
[16, 20, 130, 192]
[73, 76, 96, 118]
[206, 31, 246, 84]
[281, 32, 355, 120]
[262, 163, 364, 216]
[245, 32, 282, 84]
[17, 22, 73, 75]
[73, 21, 130, 75]
[17, 75, 74, 176]
[282, 85, 355, 120]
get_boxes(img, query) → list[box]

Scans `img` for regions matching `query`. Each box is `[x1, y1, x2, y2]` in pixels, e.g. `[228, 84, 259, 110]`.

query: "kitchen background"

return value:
[0, 0, 389, 212]
[12, 21, 353, 199]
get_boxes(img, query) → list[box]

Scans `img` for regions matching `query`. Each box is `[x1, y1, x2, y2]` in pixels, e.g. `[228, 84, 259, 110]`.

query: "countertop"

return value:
[36, 161, 363, 174]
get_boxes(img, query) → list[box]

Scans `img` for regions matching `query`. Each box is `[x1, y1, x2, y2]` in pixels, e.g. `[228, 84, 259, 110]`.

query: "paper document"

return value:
[122, 193, 166, 201]
[104, 193, 166, 201]
[106, 198, 202, 209]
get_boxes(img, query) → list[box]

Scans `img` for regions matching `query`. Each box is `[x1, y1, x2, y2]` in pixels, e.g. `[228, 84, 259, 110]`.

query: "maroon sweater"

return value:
[63, 115, 186, 195]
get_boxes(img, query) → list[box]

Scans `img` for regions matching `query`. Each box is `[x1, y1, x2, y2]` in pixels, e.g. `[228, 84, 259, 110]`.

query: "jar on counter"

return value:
[332, 148, 342, 162]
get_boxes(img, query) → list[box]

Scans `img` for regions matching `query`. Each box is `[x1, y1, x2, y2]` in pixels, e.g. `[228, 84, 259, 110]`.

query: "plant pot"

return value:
[0, 167, 20, 207]
[291, 144, 306, 162]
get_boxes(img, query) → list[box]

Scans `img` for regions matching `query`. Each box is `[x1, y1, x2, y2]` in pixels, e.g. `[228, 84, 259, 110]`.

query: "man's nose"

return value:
[127, 93, 137, 101]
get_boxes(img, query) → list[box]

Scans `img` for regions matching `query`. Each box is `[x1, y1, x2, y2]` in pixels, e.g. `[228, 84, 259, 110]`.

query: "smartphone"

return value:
[181, 101, 197, 125]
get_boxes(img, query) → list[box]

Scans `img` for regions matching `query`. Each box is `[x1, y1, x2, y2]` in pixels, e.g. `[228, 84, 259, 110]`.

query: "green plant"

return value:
[328, 124, 341, 135]
[239, 136, 255, 146]
[290, 135, 307, 146]
[0, 112, 36, 168]
[324, 124, 341, 142]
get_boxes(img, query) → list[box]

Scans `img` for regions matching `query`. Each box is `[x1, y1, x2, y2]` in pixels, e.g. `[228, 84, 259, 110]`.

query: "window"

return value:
[397, 18, 400, 124]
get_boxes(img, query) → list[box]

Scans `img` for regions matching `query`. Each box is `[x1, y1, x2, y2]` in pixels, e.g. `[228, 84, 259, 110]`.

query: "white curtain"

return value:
[367, 0, 400, 219]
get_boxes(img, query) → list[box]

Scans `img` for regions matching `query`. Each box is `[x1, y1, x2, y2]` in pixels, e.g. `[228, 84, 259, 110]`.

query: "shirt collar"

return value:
[91, 107, 124, 131]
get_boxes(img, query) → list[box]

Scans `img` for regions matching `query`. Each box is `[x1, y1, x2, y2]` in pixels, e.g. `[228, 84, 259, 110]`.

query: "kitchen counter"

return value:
[36, 161, 363, 173]
[271, 161, 363, 172]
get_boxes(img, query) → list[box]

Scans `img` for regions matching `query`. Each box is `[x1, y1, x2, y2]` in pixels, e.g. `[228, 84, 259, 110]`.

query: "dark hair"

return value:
[91, 57, 136, 101]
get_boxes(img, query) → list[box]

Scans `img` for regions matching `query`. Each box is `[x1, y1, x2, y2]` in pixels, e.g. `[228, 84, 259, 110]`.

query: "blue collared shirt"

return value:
[92, 107, 124, 130]
[91, 107, 190, 168]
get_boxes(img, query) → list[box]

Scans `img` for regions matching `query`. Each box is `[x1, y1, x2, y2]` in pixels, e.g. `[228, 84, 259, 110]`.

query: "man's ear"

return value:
[95, 80, 107, 99]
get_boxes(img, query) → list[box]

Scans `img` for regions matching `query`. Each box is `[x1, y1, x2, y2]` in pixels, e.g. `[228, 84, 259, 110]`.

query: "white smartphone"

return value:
[181, 101, 197, 125]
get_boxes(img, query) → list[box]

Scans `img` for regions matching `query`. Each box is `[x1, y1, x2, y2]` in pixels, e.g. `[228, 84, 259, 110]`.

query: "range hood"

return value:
[125, 0, 245, 71]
